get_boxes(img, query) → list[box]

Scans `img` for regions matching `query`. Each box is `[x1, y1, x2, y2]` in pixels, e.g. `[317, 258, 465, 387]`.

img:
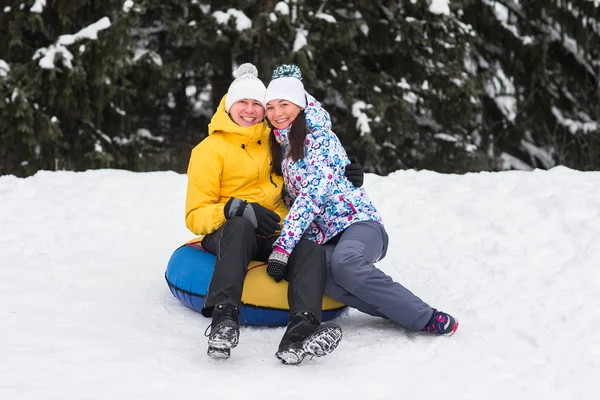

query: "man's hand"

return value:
[224, 198, 281, 236]
[345, 156, 364, 188]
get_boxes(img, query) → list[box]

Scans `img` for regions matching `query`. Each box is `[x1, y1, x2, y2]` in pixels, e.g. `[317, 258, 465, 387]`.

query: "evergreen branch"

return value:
[491, 0, 597, 77]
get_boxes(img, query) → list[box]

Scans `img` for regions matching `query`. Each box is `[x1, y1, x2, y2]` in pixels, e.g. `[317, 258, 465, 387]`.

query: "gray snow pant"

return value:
[323, 221, 433, 331]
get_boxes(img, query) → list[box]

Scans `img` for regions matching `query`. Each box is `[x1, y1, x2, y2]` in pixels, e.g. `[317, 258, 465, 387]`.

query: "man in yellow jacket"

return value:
[185, 64, 361, 364]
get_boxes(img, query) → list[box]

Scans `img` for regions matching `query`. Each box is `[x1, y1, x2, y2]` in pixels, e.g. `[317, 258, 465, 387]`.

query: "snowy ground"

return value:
[1, 167, 599, 399]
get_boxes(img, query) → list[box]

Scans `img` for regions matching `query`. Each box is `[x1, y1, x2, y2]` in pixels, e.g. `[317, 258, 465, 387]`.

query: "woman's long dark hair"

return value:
[269, 110, 308, 175]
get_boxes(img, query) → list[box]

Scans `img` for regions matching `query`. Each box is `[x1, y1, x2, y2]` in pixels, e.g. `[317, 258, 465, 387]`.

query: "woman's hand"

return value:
[267, 247, 289, 282]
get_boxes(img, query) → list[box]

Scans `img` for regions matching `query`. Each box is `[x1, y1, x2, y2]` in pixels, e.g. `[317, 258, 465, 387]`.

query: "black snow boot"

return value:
[205, 303, 240, 359]
[275, 312, 342, 365]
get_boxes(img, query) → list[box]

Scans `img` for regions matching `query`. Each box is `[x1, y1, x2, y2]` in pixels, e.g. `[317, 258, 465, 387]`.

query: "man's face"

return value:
[229, 99, 265, 127]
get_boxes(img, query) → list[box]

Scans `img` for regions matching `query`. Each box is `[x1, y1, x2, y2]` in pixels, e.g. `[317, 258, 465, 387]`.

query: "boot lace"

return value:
[204, 304, 239, 337]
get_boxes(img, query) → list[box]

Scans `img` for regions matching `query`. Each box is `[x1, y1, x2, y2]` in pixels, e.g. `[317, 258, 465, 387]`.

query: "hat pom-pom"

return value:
[235, 63, 259, 78]
[272, 64, 302, 80]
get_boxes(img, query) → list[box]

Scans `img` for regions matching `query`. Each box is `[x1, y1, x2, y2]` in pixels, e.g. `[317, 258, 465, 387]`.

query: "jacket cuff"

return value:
[272, 246, 290, 256]
[224, 197, 242, 218]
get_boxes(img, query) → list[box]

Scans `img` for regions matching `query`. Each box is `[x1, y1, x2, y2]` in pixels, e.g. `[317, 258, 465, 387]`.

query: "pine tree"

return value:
[1, 1, 137, 175]
[462, 0, 600, 170]
[0, 1, 220, 176]
[252, 0, 494, 174]
[2, 0, 598, 176]
[121, 0, 223, 172]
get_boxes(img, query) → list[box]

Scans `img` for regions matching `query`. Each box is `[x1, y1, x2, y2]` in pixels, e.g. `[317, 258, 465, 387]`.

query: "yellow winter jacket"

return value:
[185, 95, 288, 236]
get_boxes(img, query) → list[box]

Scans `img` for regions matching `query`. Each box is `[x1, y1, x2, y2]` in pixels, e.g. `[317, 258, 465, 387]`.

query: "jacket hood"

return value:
[208, 95, 268, 144]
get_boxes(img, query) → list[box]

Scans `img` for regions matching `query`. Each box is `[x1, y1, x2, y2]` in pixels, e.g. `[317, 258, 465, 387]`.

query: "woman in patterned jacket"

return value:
[264, 64, 458, 336]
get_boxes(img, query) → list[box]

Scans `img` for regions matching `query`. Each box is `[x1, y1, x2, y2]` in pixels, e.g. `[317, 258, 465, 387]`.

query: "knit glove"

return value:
[345, 156, 364, 188]
[224, 198, 281, 236]
[267, 248, 289, 282]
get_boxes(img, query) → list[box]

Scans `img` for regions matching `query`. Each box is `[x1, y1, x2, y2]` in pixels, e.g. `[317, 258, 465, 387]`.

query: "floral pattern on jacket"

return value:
[273, 93, 382, 254]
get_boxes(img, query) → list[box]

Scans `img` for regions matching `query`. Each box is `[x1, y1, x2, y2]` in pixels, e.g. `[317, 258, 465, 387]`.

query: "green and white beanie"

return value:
[264, 64, 307, 109]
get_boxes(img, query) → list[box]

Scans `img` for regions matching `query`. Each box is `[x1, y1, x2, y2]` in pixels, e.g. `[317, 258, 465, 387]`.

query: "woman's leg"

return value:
[323, 243, 388, 319]
[275, 239, 343, 364]
[284, 238, 327, 321]
[329, 221, 433, 331]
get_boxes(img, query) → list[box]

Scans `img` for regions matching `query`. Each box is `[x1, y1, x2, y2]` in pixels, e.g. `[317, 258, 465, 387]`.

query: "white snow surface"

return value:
[274, 2, 290, 16]
[212, 9, 252, 32]
[0, 59, 10, 77]
[123, 1, 134, 13]
[33, 17, 111, 69]
[429, 0, 450, 15]
[315, 12, 337, 23]
[552, 106, 599, 134]
[30, 0, 46, 14]
[485, 65, 517, 122]
[293, 28, 308, 52]
[351, 101, 372, 136]
[1, 167, 600, 399]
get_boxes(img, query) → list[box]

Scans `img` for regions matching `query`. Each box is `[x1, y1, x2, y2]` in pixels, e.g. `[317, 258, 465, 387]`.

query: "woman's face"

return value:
[266, 100, 302, 130]
[229, 99, 265, 127]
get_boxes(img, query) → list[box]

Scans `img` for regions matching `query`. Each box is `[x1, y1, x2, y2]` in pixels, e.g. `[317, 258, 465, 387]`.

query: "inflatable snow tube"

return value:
[165, 239, 347, 326]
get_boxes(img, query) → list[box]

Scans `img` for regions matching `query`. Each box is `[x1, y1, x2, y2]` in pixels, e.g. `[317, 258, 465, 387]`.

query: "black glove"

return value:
[224, 198, 281, 236]
[345, 156, 364, 188]
[267, 248, 289, 282]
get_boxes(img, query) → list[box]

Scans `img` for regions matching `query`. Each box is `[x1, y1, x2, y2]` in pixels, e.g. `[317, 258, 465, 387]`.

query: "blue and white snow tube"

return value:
[165, 241, 347, 327]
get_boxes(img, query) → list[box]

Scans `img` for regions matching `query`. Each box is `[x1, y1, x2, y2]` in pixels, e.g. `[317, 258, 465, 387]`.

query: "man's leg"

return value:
[201, 216, 257, 316]
[200, 217, 258, 358]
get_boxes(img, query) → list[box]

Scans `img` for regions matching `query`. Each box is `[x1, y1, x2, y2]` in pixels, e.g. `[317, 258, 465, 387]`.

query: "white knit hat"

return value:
[225, 63, 267, 112]
[265, 65, 307, 109]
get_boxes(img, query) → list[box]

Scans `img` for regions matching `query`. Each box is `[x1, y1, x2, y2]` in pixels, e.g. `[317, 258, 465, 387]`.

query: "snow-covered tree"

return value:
[0, 1, 219, 175]
[253, 0, 492, 173]
[1, 1, 136, 175]
[463, 0, 600, 170]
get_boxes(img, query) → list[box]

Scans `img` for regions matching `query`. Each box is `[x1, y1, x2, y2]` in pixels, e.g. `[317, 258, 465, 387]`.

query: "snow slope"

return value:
[1, 167, 599, 399]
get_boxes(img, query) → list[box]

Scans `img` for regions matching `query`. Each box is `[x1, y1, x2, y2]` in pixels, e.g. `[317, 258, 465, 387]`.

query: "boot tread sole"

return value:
[276, 324, 342, 365]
